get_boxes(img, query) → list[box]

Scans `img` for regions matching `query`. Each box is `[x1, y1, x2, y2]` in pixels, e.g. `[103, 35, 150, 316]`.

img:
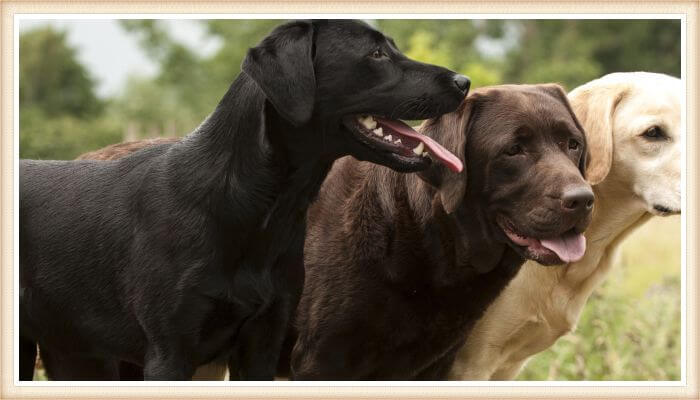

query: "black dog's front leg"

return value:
[414, 347, 460, 380]
[228, 294, 296, 380]
[40, 348, 121, 380]
[229, 245, 305, 381]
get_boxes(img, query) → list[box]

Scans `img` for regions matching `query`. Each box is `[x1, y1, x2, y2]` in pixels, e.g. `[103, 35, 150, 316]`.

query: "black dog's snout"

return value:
[453, 75, 471, 94]
[561, 186, 594, 214]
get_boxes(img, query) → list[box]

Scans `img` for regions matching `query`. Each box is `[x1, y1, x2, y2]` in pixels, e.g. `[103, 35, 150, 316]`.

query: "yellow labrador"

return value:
[450, 72, 682, 380]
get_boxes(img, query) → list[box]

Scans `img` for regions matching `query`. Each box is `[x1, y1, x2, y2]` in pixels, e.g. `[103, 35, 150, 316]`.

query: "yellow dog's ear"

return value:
[568, 80, 627, 185]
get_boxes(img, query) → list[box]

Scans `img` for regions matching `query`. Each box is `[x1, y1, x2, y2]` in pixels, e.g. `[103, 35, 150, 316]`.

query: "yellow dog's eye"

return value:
[643, 126, 666, 140]
[568, 139, 580, 150]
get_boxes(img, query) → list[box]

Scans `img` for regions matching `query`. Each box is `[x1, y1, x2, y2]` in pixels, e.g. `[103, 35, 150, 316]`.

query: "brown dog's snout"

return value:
[560, 186, 594, 216]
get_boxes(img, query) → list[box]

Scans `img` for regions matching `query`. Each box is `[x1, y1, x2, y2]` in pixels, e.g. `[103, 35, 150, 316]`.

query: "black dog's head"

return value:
[420, 85, 594, 266]
[242, 19, 469, 173]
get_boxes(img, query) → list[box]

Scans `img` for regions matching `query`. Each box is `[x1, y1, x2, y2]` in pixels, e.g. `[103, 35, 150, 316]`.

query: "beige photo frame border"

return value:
[1, 1, 697, 398]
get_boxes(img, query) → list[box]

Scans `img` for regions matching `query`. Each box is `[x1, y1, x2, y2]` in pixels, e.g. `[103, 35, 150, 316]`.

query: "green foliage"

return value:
[110, 76, 204, 139]
[20, 105, 122, 160]
[20, 27, 103, 118]
[504, 20, 681, 90]
[113, 20, 282, 138]
[377, 20, 504, 88]
[19, 27, 119, 160]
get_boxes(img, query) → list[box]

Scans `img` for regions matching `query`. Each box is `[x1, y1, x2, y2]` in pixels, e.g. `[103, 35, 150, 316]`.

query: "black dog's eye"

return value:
[642, 126, 667, 141]
[370, 49, 385, 59]
[505, 144, 523, 156]
[568, 139, 580, 151]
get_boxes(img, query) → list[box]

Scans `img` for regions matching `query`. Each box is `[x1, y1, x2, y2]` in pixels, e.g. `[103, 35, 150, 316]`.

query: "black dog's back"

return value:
[19, 146, 175, 359]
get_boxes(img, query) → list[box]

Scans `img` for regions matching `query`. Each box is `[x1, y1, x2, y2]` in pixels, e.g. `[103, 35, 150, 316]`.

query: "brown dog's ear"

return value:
[418, 95, 479, 214]
[567, 80, 627, 185]
[242, 20, 315, 127]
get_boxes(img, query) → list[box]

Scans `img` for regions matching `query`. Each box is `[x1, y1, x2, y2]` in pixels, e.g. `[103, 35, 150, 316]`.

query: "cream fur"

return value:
[450, 72, 682, 380]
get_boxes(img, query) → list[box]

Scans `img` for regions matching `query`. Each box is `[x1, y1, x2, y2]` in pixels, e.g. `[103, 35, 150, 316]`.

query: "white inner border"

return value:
[12, 13, 688, 387]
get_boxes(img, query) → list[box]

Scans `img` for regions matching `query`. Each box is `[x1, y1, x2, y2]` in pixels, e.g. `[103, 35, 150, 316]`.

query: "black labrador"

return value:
[19, 19, 469, 381]
[288, 85, 594, 379]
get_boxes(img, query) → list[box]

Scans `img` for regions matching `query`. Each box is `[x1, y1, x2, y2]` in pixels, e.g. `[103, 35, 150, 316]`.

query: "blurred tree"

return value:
[20, 27, 104, 118]
[114, 20, 281, 137]
[377, 20, 505, 87]
[503, 20, 681, 90]
[19, 27, 121, 159]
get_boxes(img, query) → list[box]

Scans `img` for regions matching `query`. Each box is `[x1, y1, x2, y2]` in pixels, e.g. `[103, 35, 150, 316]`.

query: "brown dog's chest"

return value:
[348, 259, 521, 379]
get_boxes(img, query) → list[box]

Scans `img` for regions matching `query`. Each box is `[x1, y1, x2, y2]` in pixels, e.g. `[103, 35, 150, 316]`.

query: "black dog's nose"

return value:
[453, 74, 471, 94]
[561, 186, 595, 213]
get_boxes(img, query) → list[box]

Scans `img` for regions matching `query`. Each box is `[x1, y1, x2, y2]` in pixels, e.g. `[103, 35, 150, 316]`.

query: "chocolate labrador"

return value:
[19, 20, 469, 380]
[288, 84, 594, 380]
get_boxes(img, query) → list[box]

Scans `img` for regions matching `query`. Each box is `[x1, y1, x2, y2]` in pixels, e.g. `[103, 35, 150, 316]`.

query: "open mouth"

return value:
[652, 204, 681, 216]
[499, 217, 587, 265]
[342, 115, 463, 173]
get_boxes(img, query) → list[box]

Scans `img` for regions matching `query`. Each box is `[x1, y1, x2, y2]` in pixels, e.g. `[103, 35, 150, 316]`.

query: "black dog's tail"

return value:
[19, 335, 37, 381]
[19, 287, 37, 381]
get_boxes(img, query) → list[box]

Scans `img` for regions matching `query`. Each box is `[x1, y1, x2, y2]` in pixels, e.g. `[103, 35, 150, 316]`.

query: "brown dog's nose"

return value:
[561, 186, 594, 214]
[453, 75, 471, 94]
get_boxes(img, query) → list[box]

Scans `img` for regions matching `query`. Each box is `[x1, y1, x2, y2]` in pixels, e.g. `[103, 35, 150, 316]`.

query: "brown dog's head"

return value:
[419, 84, 593, 266]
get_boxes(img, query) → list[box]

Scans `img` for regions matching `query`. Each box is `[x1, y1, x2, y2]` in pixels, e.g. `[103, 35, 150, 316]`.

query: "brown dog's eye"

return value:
[506, 144, 523, 156]
[643, 126, 666, 140]
[568, 139, 580, 150]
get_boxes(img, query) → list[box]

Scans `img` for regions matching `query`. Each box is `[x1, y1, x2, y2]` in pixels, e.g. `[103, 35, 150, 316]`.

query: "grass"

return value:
[518, 215, 681, 380]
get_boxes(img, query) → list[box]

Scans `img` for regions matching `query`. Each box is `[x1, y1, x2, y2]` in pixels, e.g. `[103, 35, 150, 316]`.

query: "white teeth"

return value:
[384, 135, 393, 142]
[422, 152, 429, 158]
[394, 139, 402, 145]
[412, 142, 425, 155]
[373, 127, 383, 137]
[360, 115, 376, 130]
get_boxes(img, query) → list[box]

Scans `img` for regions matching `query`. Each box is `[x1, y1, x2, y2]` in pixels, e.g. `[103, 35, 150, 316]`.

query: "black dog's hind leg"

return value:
[19, 335, 37, 381]
[41, 348, 121, 380]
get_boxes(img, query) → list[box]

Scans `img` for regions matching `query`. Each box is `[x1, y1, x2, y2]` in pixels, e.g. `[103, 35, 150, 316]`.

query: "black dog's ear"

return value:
[540, 84, 590, 178]
[418, 95, 478, 214]
[242, 20, 315, 126]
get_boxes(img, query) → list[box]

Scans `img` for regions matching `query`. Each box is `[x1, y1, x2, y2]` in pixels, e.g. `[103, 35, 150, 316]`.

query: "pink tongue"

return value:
[374, 117, 463, 173]
[540, 233, 587, 263]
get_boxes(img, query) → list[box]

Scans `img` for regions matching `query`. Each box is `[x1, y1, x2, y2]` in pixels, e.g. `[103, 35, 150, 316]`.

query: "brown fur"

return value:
[76, 138, 180, 161]
[289, 84, 592, 380]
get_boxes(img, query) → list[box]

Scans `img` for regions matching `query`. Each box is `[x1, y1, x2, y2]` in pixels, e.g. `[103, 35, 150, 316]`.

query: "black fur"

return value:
[19, 19, 467, 381]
